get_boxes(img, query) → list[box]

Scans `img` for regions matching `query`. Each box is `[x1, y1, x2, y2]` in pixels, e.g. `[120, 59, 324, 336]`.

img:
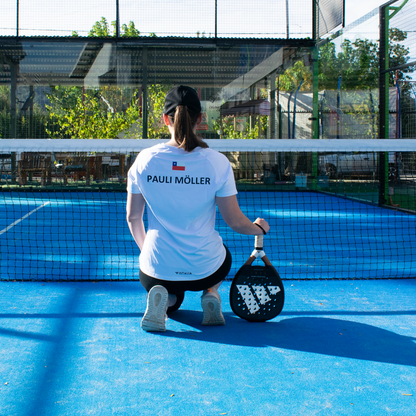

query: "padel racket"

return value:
[230, 235, 284, 322]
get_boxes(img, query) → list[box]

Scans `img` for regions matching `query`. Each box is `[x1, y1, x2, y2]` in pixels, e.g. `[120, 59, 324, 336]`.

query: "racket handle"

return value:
[255, 235, 263, 249]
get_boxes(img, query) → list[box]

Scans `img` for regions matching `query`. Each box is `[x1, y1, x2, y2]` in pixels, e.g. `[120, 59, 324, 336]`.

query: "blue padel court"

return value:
[1, 191, 416, 281]
[1, 191, 416, 415]
[0, 280, 415, 415]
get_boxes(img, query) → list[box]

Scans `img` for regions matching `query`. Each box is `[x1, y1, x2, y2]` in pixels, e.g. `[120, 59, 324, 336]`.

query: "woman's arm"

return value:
[216, 195, 270, 235]
[126, 192, 147, 250]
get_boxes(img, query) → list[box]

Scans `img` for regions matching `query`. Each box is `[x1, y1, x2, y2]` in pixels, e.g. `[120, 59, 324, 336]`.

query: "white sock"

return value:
[168, 294, 177, 307]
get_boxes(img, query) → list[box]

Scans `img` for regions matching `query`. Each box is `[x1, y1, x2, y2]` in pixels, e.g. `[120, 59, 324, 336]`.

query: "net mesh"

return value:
[1, 139, 416, 281]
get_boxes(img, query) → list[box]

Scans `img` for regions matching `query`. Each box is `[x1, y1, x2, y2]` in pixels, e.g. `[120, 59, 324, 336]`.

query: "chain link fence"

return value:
[1, 0, 318, 38]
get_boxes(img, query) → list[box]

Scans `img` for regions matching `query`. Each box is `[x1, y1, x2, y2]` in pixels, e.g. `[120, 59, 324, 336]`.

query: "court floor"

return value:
[0, 279, 415, 415]
[1, 191, 415, 414]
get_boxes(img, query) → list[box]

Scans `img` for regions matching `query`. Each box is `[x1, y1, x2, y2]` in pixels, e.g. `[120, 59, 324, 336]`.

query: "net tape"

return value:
[2, 138, 416, 153]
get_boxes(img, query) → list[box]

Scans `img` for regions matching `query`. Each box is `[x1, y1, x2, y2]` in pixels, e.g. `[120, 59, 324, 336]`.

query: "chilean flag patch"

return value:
[172, 161, 185, 171]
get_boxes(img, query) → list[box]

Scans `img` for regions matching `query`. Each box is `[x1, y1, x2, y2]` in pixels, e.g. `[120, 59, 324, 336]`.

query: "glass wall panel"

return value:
[318, 9, 380, 139]
[0, 38, 313, 140]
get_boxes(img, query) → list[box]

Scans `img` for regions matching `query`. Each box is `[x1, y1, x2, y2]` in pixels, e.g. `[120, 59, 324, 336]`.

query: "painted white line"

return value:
[0, 202, 50, 235]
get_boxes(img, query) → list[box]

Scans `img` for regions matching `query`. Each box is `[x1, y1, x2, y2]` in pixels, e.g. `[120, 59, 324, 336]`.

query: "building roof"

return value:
[0, 36, 314, 88]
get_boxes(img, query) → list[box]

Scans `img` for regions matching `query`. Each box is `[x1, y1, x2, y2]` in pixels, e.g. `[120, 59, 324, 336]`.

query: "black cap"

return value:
[164, 85, 201, 117]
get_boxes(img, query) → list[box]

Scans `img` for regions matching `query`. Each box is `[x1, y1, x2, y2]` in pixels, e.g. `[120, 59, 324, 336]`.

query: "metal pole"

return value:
[378, 0, 409, 206]
[29, 85, 34, 138]
[337, 75, 341, 139]
[311, 46, 319, 182]
[10, 61, 18, 183]
[215, 0, 217, 39]
[311, 1, 319, 185]
[312, 0, 316, 41]
[269, 72, 276, 139]
[16, 0, 19, 37]
[286, 0, 289, 38]
[142, 47, 148, 138]
[10, 63, 17, 139]
[116, 0, 120, 38]
[378, 4, 388, 205]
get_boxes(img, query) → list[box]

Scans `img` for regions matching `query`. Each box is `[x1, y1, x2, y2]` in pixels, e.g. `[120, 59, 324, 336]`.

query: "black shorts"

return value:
[139, 245, 232, 295]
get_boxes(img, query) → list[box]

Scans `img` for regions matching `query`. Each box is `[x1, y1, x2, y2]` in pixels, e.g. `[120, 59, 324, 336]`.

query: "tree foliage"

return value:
[72, 17, 141, 37]
[45, 87, 141, 139]
[213, 116, 269, 139]
[46, 18, 155, 139]
[278, 60, 312, 92]
[212, 89, 270, 139]
[88, 17, 141, 37]
[318, 28, 412, 90]
[146, 84, 171, 138]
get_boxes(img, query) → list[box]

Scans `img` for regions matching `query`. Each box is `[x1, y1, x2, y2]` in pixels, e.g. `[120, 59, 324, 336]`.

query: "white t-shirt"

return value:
[127, 143, 237, 281]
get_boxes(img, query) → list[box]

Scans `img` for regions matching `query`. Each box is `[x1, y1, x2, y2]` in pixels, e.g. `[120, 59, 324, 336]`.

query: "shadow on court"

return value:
[1, 281, 416, 416]
[165, 311, 416, 367]
[2, 308, 415, 369]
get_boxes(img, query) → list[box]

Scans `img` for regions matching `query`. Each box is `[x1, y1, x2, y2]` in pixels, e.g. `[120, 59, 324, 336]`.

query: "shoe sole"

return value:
[201, 294, 225, 326]
[141, 286, 168, 332]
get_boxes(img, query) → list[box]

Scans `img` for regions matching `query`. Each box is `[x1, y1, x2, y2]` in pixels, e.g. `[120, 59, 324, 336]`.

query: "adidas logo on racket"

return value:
[230, 234, 285, 322]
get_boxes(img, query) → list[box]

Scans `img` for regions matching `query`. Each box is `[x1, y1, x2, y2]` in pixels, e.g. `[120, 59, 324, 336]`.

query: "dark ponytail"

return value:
[169, 106, 208, 152]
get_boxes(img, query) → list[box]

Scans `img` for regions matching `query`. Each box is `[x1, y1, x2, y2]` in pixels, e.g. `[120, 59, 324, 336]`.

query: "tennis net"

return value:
[1, 138, 416, 281]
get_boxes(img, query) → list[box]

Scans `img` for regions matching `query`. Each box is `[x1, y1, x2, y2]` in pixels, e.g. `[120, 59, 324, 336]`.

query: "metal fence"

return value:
[1, 0, 343, 39]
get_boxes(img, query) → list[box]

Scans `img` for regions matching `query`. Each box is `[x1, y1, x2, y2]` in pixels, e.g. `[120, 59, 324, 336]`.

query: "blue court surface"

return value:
[0, 279, 415, 415]
[1, 190, 416, 415]
[1, 191, 416, 281]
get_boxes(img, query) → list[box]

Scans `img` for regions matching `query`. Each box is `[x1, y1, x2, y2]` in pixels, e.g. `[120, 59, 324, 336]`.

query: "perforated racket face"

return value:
[230, 265, 285, 322]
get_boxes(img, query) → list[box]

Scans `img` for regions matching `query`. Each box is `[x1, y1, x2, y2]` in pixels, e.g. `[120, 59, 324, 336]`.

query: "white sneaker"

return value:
[201, 291, 225, 326]
[141, 285, 169, 332]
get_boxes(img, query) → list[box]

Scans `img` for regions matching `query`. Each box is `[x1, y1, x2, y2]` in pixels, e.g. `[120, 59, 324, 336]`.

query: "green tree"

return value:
[319, 28, 413, 90]
[278, 60, 312, 92]
[146, 84, 171, 138]
[120, 21, 141, 37]
[45, 17, 144, 139]
[45, 87, 141, 139]
[45, 18, 169, 139]
[319, 38, 379, 90]
[89, 17, 112, 37]
[88, 17, 140, 37]
[0, 86, 49, 139]
[317, 28, 414, 139]
[212, 88, 270, 139]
